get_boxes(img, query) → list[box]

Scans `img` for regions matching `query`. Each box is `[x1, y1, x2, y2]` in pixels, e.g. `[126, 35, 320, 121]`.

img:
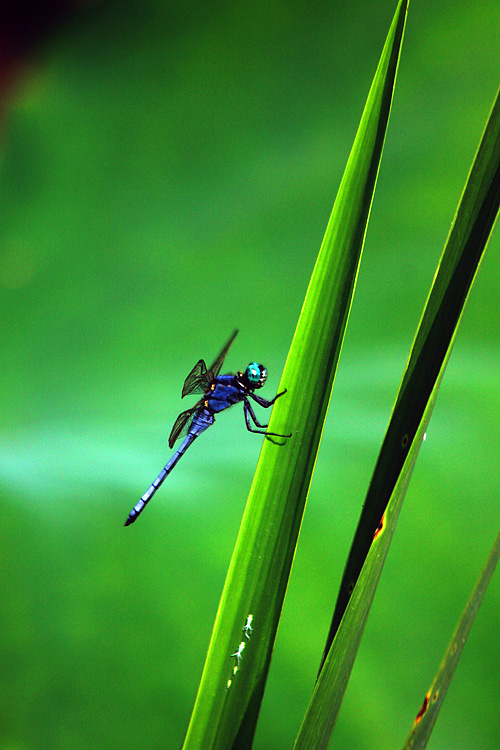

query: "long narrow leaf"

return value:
[181, 2, 408, 748]
[295, 79, 500, 750]
[293, 384, 432, 749]
[401, 531, 500, 750]
[321, 83, 500, 668]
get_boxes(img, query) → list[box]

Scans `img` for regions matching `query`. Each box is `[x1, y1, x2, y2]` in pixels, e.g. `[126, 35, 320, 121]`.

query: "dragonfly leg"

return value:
[244, 398, 269, 429]
[243, 399, 291, 439]
[249, 389, 287, 409]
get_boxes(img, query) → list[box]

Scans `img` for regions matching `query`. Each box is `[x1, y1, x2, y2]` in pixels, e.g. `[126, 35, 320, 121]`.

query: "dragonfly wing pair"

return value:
[168, 329, 239, 449]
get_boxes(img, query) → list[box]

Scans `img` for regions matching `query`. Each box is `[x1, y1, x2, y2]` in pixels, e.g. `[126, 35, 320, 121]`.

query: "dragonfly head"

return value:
[244, 362, 267, 389]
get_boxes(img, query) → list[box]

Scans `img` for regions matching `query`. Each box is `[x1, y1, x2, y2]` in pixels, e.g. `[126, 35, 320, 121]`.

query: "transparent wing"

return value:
[181, 329, 238, 397]
[207, 328, 238, 379]
[181, 360, 211, 397]
[168, 404, 200, 449]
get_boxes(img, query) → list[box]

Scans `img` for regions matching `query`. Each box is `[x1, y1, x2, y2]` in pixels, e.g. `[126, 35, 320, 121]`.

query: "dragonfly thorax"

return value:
[243, 362, 267, 390]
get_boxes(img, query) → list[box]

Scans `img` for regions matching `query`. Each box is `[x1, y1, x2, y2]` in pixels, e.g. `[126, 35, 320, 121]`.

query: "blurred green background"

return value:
[1, 0, 499, 748]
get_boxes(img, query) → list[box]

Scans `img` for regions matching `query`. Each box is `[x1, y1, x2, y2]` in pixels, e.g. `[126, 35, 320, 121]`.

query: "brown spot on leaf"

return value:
[373, 514, 385, 541]
[415, 692, 430, 724]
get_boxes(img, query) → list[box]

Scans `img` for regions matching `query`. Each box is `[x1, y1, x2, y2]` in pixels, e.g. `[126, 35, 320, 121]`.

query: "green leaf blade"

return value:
[295, 81, 500, 750]
[324, 84, 500, 664]
[293, 380, 430, 750]
[401, 531, 500, 750]
[181, 2, 409, 747]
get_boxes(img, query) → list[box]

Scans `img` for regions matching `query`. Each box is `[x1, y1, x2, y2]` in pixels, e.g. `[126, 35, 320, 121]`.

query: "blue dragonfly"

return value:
[125, 330, 290, 526]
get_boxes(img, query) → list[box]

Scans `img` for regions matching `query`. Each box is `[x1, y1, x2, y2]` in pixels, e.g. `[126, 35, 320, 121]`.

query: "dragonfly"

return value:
[124, 330, 291, 526]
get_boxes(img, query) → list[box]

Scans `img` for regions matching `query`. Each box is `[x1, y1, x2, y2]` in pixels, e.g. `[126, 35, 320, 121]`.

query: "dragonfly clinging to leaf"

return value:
[124, 330, 291, 526]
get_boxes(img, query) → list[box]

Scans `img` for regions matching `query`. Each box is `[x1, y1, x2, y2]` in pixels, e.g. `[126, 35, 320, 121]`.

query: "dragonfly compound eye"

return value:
[245, 362, 267, 388]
